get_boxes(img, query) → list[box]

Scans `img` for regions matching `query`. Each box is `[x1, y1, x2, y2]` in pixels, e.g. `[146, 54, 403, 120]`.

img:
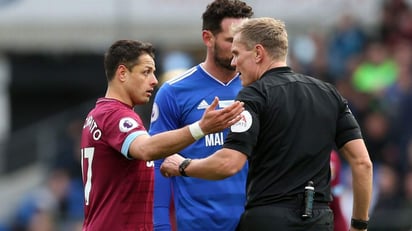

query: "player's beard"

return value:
[213, 44, 235, 71]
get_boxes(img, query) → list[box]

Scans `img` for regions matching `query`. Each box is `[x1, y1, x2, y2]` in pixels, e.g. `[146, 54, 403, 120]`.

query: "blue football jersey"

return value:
[150, 64, 247, 231]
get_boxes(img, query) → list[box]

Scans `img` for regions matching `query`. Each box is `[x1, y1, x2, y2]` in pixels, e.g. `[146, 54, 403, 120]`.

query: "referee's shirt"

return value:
[223, 66, 362, 210]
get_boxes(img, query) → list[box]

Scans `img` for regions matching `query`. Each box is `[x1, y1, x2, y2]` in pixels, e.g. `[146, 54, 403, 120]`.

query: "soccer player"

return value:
[149, 1, 254, 230]
[80, 39, 244, 231]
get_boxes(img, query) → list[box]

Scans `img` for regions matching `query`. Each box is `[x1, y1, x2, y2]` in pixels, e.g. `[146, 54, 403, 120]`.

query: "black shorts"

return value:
[236, 204, 333, 231]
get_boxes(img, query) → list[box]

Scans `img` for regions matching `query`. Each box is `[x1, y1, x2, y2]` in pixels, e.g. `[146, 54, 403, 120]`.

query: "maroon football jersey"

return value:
[330, 150, 348, 231]
[81, 98, 154, 231]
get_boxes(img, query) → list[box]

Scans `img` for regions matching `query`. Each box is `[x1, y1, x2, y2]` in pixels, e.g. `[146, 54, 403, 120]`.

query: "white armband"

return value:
[188, 121, 205, 140]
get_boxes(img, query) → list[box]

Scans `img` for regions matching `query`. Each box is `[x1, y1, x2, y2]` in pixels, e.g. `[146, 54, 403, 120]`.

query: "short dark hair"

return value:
[202, 0, 254, 35]
[104, 40, 155, 81]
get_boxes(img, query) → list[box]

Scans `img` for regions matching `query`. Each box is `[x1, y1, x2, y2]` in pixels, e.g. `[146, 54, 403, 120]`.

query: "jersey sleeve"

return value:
[103, 108, 148, 159]
[223, 86, 261, 157]
[150, 83, 180, 231]
[334, 93, 363, 148]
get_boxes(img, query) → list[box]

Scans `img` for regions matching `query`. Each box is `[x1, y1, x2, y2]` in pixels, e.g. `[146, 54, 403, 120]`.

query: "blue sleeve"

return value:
[154, 159, 173, 231]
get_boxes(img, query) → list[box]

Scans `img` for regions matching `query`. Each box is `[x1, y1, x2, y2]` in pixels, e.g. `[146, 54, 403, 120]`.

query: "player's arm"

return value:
[160, 148, 247, 180]
[339, 139, 372, 230]
[159, 96, 258, 179]
[129, 97, 243, 160]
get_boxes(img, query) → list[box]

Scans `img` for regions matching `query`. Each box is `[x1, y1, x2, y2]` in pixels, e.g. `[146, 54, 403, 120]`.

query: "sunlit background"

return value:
[0, 0, 411, 230]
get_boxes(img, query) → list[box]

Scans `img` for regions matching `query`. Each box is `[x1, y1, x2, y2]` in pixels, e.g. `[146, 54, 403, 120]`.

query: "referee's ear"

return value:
[254, 44, 264, 63]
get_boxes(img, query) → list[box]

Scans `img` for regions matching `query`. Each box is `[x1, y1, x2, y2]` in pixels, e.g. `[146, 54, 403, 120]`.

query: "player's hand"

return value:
[198, 97, 244, 134]
[160, 154, 184, 177]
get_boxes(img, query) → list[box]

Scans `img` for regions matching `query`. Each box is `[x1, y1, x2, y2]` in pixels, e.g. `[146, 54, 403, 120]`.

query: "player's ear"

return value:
[117, 64, 128, 81]
[202, 30, 214, 47]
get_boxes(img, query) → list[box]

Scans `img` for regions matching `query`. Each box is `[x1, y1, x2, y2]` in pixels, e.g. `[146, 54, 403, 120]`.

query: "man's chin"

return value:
[226, 66, 236, 71]
[215, 58, 235, 71]
[221, 64, 236, 71]
[136, 98, 150, 105]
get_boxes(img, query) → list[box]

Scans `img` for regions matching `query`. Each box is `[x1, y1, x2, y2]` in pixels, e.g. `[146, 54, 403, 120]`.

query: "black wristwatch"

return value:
[179, 158, 192, 177]
[351, 218, 368, 230]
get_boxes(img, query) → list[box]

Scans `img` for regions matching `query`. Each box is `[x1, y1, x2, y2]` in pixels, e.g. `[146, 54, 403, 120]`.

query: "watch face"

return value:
[179, 158, 192, 177]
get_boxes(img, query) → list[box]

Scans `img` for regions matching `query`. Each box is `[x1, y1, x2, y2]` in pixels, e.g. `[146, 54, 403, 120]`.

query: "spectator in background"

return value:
[383, 40, 412, 174]
[290, 32, 335, 84]
[383, 40, 412, 116]
[10, 168, 70, 231]
[52, 118, 84, 230]
[327, 14, 367, 81]
[351, 39, 398, 95]
[380, 0, 411, 45]
[369, 164, 403, 230]
[26, 211, 54, 231]
[361, 110, 395, 165]
[396, 91, 412, 173]
[149, 1, 253, 230]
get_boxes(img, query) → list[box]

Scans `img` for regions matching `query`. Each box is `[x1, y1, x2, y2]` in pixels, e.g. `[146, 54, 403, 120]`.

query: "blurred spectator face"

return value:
[397, 10, 412, 39]
[404, 171, 412, 201]
[364, 111, 389, 140]
[392, 41, 412, 91]
[377, 164, 398, 197]
[28, 211, 54, 231]
[366, 42, 387, 64]
[48, 169, 70, 201]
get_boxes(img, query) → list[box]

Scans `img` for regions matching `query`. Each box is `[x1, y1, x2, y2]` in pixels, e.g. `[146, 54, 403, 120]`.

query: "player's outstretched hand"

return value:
[160, 154, 184, 177]
[199, 97, 244, 135]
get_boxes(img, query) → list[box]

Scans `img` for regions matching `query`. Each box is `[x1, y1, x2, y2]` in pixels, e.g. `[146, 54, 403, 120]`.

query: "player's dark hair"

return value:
[202, 0, 254, 35]
[104, 40, 155, 81]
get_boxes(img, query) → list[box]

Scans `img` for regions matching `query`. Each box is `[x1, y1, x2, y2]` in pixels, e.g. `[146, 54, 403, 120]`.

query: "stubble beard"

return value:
[214, 44, 235, 71]
[215, 56, 235, 71]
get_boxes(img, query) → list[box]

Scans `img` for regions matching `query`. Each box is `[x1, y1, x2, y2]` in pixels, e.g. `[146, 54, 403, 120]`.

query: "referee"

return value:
[160, 17, 373, 231]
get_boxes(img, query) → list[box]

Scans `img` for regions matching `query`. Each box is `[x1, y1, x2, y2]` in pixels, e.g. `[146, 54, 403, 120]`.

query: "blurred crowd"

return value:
[288, 0, 412, 229]
[2, 118, 84, 231]
[1, 0, 412, 230]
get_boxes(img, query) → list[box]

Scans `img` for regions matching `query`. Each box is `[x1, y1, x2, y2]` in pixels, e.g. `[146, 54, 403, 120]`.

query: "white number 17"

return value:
[81, 147, 94, 206]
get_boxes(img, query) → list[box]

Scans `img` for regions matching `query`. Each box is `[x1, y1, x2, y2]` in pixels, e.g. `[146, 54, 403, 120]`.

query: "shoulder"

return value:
[94, 101, 142, 128]
[155, 66, 201, 96]
[163, 66, 199, 86]
[236, 85, 266, 111]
